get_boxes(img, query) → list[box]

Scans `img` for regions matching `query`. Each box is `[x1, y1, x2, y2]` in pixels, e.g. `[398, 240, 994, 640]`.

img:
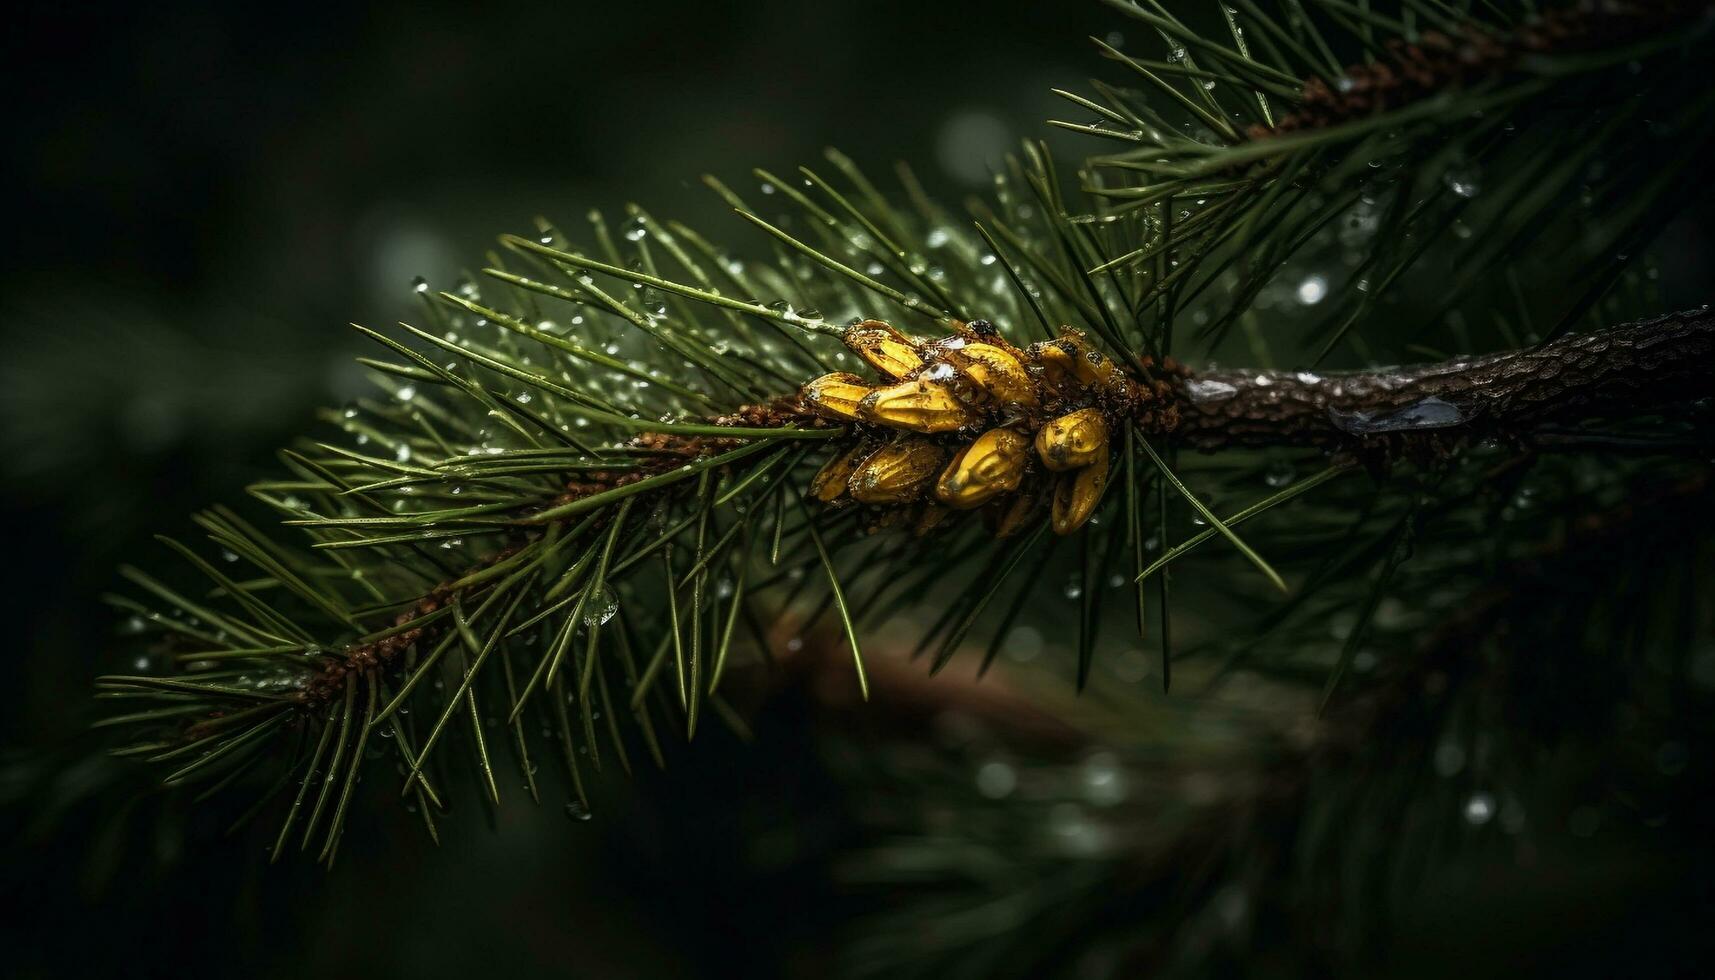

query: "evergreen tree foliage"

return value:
[68, 1, 1715, 973]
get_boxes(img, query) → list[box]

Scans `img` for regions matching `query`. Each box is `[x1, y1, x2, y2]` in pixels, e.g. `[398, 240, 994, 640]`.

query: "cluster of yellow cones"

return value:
[800, 319, 1134, 536]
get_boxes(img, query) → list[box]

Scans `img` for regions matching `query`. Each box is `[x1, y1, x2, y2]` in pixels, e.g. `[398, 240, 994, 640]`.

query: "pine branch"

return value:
[1262, 0, 1714, 137]
[1069, 0, 1714, 354]
[301, 303, 1710, 691]
[1171, 308, 1715, 452]
[82, 0, 1715, 866]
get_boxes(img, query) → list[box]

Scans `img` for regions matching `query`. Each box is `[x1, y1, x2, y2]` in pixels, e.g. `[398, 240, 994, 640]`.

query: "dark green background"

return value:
[0, 2, 1115, 977]
[4, 3, 1711, 978]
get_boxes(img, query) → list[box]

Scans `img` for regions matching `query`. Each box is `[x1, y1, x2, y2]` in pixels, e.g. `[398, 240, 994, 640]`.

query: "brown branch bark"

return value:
[1170, 309, 1715, 452]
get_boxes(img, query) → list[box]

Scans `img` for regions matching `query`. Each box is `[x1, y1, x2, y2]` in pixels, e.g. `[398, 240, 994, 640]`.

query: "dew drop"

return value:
[1185, 378, 1238, 402]
[583, 586, 619, 627]
[1296, 275, 1327, 305]
[1464, 791, 1495, 825]
[1443, 164, 1482, 199]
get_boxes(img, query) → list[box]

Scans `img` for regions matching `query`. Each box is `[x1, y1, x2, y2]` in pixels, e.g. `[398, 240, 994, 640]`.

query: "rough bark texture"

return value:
[1173, 309, 1715, 452]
